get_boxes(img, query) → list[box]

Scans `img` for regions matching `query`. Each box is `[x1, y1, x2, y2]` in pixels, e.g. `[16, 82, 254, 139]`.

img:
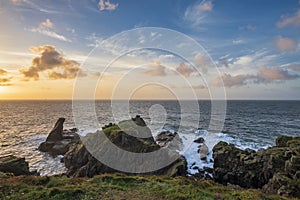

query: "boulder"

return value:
[0, 155, 32, 176]
[212, 136, 300, 198]
[63, 116, 187, 178]
[198, 144, 209, 160]
[194, 137, 205, 143]
[38, 118, 80, 156]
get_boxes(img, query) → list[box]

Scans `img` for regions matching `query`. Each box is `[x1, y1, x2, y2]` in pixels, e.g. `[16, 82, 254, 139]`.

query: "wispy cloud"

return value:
[20, 45, 86, 80]
[11, 0, 60, 14]
[239, 24, 256, 31]
[98, 0, 118, 11]
[183, 0, 213, 28]
[29, 19, 71, 42]
[196, 1, 213, 12]
[277, 9, 300, 28]
[40, 18, 53, 28]
[275, 36, 298, 52]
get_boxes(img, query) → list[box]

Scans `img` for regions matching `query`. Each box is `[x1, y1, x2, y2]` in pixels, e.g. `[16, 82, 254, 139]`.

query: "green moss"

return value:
[0, 174, 294, 200]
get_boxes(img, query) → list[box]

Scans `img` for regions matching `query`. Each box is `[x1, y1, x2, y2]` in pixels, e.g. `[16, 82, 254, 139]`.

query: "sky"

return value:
[0, 0, 300, 100]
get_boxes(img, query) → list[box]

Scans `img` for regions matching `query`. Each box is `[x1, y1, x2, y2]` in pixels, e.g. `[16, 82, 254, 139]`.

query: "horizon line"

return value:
[0, 98, 300, 101]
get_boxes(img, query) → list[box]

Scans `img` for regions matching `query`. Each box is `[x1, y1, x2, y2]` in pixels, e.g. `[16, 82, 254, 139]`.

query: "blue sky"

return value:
[0, 0, 299, 99]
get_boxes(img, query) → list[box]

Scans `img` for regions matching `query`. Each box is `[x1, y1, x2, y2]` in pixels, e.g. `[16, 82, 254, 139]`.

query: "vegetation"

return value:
[0, 174, 295, 200]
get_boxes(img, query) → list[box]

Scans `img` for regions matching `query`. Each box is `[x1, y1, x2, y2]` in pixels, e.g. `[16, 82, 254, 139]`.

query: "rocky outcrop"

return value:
[155, 131, 183, 151]
[63, 116, 187, 178]
[0, 155, 33, 176]
[213, 136, 300, 198]
[38, 118, 79, 156]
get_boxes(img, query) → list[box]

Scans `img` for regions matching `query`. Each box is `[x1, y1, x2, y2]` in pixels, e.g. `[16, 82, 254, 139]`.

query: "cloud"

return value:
[176, 63, 196, 78]
[290, 65, 300, 71]
[239, 24, 256, 31]
[98, 0, 118, 11]
[29, 19, 71, 42]
[194, 53, 211, 74]
[0, 69, 7, 75]
[277, 9, 300, 28]
[196, 1, 213, 12]
[20, 45, 86, 80]
[258, 66, 299, 81]
[211, 73, 256, 88]
[217, 55, 232, 68]
[184, 1, 213, 28]
[0, 69, 12, 86]
[40, 19, 53, 28]
[192, 84, 206, 90]
[11, 0, 59, 14]
[232, 39, 246, 45]
[140, 61, 166, 77]
[0, 78, 11, 83]
[211, 66, 299, 87]
[275, 36, 298, 52]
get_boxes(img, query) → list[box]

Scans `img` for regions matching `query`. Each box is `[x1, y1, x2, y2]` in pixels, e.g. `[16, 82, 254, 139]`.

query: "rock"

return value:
[0, 155, 33, 176]
[38, 118, 80, 156]
[155, 131, 182, 151]
[203, 166, 213, 174]
[212, 136, 300, 198]
[193, 137, 205, 143]
[46, 118, 65, 142]
[197, 144, 209, 160]
[63, 116, 187, 178]
[276, 135, 294, 147]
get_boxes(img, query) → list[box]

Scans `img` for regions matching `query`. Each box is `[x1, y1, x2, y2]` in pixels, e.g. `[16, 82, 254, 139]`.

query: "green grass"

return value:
[0, 174, 296, 200]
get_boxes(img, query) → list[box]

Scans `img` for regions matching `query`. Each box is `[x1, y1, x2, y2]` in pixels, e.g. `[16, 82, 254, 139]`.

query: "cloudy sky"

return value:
[0, 0, 300, 100]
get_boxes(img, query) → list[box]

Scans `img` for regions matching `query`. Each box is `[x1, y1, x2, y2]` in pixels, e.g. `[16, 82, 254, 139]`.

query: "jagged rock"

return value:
[198, 144, 209, 160]
[63, 116, 187, 178]
[38, 118, 80, 156]
[0, 155, 33, 176]
[213, 135, 300, 198]
[46, 118, 65, 142]
[155, 131, 182, 151]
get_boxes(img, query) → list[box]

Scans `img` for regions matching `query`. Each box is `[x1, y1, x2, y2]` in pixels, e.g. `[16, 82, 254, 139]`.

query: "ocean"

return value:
[0, 100, 299, 175]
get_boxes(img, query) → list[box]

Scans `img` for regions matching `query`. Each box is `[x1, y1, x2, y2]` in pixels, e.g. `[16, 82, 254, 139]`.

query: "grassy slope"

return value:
[0, 174, 295, 200]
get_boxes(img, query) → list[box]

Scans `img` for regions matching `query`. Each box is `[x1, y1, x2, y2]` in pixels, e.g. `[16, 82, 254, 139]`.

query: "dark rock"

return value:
[203, 166, 213, 174]
[193, 137, 205, 143]
[212, 136, 300, 198]
[63, 117, 187, 178]
[38, 118, 80, 156]
[0, 155, 34, 176]
[46, 118, 65, 142]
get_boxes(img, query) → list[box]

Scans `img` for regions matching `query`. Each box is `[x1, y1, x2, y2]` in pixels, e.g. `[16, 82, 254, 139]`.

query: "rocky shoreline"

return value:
[0, 116, 299, 198]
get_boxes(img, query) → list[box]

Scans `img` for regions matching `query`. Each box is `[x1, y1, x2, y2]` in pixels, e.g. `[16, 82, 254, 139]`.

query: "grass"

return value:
[0, 174, 296, 200]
